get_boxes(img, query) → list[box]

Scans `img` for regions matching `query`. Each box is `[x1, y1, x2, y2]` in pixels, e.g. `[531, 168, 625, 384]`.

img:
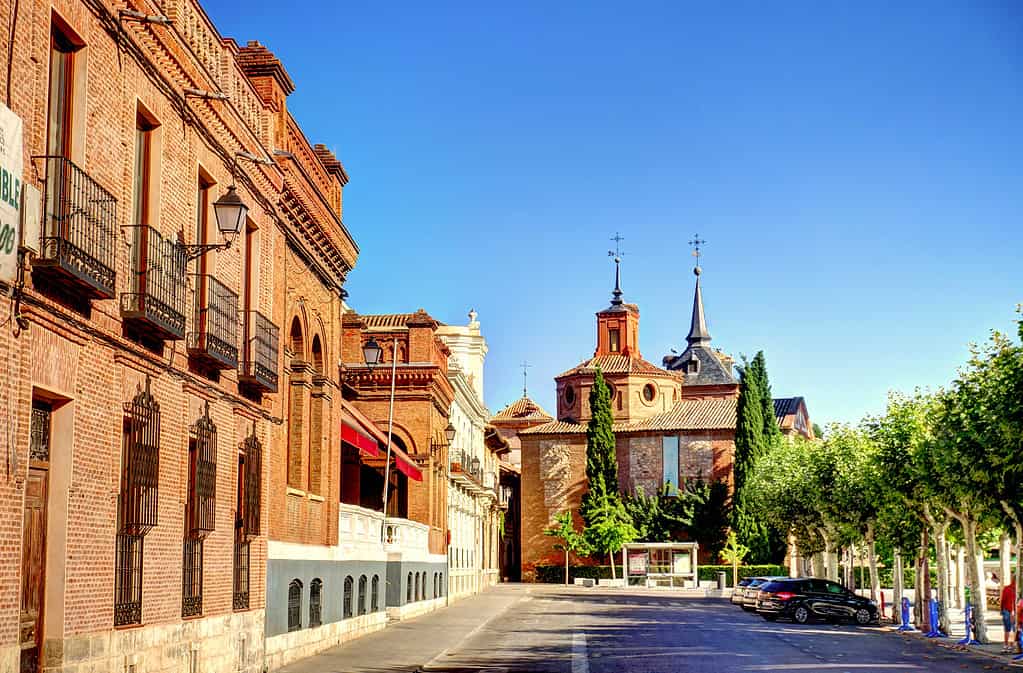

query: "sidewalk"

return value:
[872, 592, 1021, 665]
[279, 584, 527, 673]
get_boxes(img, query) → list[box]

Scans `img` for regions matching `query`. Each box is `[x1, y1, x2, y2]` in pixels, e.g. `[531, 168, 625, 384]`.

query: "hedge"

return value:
[534, 564, 788, 586]
[700, 565, 788, 586]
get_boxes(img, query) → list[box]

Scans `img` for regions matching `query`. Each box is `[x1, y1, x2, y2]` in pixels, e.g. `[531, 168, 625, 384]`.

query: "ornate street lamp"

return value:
[362, 337, 383, 366]
[445, 422, 456, 444]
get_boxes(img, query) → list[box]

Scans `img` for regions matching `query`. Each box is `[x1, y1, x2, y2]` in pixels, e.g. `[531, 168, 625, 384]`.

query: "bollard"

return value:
[956, 601, 980, 645]
[925, 598, 945, 637]
[896, 597, 915, 631]
[1014, 626, 1023, 662]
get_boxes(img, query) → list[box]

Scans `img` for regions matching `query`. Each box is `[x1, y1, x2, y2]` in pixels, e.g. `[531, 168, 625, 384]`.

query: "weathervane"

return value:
[520, 361, 532, 398]
[608, 232, 626, 305]
[688, 234, 706, 274]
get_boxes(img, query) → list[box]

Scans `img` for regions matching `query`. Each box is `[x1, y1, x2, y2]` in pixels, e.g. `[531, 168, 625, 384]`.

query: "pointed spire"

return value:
[608, 232, 626, 309]
[687, 266, 712, 346]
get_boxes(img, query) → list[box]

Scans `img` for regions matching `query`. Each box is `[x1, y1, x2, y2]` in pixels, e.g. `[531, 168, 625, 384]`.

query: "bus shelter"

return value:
[623, 542, 700, 588]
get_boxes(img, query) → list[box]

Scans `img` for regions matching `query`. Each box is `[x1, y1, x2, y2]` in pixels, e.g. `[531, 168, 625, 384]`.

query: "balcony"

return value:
[32, 155, 117, 299]
[187, 274, 239, 370]
[449, 450, 486, 494]
[120, 226, 187, 340]
[239, 311, 280, 393]
[383, 517, 430, 556]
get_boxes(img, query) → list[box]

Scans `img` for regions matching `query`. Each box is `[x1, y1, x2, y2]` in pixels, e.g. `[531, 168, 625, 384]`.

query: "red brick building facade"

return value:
[0, 0, 360, 670]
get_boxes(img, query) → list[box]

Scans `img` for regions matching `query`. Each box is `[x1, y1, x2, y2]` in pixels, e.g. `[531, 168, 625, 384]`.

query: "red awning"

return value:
[341, 422, 380, 457]
[392, 446, 423, 482]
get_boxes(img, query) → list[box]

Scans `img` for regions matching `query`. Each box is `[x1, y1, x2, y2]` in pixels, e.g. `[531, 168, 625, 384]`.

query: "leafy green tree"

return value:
[687, 479, 731, 558]
[812, 422, 824, 440]
[624, 482, 704, 542]
[581, 368, 617, 522]
[583, 495, 638, 580]
[544, 511, 591, 585]
[719, 530, 750, 588]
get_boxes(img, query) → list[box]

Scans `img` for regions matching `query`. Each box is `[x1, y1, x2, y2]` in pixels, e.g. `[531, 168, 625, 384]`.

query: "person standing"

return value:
[1000, 574, 1016, 653]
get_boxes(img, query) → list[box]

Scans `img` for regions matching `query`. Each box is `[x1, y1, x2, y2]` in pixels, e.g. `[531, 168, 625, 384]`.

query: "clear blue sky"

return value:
[204, 0, 1022, 425]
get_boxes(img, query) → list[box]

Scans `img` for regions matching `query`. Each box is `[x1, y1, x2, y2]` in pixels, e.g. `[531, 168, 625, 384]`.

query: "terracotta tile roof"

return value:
[556, 354, 679, 379]
[491, 396, 554, 422]
[623, 398, 737, 432]
[519, 398, 737, 435]
[362, 309, 445, 329]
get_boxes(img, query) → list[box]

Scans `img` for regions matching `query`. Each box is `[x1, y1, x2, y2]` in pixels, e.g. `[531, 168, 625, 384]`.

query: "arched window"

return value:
[371, 575, 380, 612]
[406, 572, 413, 603]
[287, 318, 305, 489]
[357, 575, 367, 615]
[414, 573, 421, 602]
[287, 579, 302, 632]
[308, 335, 324, 495]
[309, 578, 322, 627]
[343, 575, 354, 618]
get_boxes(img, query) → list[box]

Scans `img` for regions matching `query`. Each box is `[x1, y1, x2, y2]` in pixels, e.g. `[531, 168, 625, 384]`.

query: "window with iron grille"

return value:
[30, 401, 52, 462]
[343, 576, 353, 618]
[309, 579, 322, 627]
[357, 576, 367, 616]
[287, 580, 302, 632]
[187, 403, 217, 536]
[181, 538, 203, 618]
[240, 427, 262, 538]
[114, 533, 144, 626]
[232, 541, 249, 611]
[120, 378, 160, 536]
[371, 576, 379, 612]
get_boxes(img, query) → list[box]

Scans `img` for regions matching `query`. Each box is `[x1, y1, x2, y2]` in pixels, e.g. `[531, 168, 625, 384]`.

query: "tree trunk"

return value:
[914, 528, 928, 629]
[1001, 532, 1012, 588]
[1000, 501, 1022, 605]
[923, 504, 951, 633]
[609, 551, 616, 580]
[565, 548, 569, 586]
[812, 552, 825, 578]
[893, 548, 904, 624]
[950, 509, 989, 643]
[788, 533, 798, 578]
[955, 545, 966, 609]
[866, 526, 880, 603]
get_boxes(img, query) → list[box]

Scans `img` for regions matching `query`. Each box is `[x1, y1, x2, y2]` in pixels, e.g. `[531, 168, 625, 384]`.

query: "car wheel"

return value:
[793, 605, 810, 624]
[855, 608, 871, 625]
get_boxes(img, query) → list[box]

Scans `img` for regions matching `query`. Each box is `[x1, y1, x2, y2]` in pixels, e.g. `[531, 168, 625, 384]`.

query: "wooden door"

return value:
[20, 466, 48, 673]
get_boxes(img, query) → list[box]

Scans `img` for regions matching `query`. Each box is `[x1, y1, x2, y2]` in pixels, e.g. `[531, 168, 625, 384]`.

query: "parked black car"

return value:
[731, 577, 753, 605]
[755, 577, 878, 625]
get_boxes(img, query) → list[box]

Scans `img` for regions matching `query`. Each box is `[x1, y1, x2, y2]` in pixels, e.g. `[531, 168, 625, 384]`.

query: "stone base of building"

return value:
[385, 596, 447, 622]
[15, 610, 265, 673]
[264, 612, 387, 671]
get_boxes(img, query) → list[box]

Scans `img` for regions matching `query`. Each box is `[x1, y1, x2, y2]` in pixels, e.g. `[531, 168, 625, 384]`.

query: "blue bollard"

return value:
[957, 601, 980, 645]
[896, 597, 915, 631]
[1014, 626, 1023, 661]
[925, 598, 946, 637]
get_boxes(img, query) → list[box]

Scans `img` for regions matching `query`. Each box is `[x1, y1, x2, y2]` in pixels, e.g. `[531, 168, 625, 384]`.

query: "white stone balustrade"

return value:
[383, 517, 431, 557]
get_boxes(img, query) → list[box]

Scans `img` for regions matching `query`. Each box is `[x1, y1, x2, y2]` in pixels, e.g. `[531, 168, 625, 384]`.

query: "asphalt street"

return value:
[284, 584, 1016, 673]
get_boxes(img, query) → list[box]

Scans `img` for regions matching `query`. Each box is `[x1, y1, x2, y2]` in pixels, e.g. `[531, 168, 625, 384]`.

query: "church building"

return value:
[495, 256, 813, 580]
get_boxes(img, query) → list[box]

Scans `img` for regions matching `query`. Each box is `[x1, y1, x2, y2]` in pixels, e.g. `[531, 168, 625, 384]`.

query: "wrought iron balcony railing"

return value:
[187, 274, 239, 370]
[120, 226, 187, 340]
[32, 155, 117, 299]
[239, 311, 280, 393]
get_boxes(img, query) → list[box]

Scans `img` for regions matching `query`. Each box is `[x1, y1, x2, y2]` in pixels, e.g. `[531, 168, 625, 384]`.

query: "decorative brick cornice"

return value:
[236, 40, 296, 96]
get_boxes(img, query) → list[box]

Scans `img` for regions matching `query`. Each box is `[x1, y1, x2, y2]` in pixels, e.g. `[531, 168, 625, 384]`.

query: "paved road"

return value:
[285, 584, 1016, 673]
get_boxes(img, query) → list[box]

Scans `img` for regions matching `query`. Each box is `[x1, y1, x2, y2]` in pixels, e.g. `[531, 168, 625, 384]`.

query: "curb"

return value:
[885, 622, 1023, 666]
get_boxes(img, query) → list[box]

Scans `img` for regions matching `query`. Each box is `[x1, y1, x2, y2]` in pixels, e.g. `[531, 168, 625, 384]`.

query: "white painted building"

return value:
[437, 310, 504, 600]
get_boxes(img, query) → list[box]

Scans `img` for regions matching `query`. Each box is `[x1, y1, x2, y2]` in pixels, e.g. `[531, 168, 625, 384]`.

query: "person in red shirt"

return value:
[1000, 575, 1016, 653]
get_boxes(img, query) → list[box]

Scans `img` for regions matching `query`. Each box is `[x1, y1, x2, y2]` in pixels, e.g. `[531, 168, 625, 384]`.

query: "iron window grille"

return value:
[114, 533, 144, 626]
[343, 576, 353, 619]
[186, 402, 217, 537]
[357, 576, 367, 616]
[120, 225, 187, 340]
[120, 377, 160, 536]
[30, 401, 52, 463]
[371, 576, 379, 612]
[181, 538, 203, 618]
[187, 274, 239, 370]
[32, 155, 118, 299]
[240, 311, 280, 393]
[240, 427, 262, 539]
[232, 541, 250, 611]
[287, 580, 302, 632]
[309, 579, 322, 628]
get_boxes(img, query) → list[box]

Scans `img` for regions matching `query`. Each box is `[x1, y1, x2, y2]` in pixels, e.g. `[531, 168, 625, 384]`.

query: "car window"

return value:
[826, 582, 846, 595]
[809, 579, 829, 593]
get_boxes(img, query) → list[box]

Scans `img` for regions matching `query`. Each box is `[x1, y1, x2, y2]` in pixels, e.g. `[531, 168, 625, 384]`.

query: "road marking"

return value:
[572, 632, 589, 673]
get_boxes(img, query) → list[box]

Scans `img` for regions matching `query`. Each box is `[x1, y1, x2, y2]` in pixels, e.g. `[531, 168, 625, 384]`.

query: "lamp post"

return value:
[362, 336, 399, 529]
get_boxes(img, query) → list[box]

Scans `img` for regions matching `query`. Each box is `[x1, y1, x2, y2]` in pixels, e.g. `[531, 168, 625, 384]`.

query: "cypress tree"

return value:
[581, 368, 617, 523]
[755, 351, 782, 448]
[732, 352, 771, 561]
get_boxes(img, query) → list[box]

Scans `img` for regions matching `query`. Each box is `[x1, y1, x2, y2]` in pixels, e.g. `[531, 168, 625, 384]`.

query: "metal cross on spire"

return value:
[520, 361, 532, 398]
[688, 234, 706, 272]
[608, 232, 626, 306]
